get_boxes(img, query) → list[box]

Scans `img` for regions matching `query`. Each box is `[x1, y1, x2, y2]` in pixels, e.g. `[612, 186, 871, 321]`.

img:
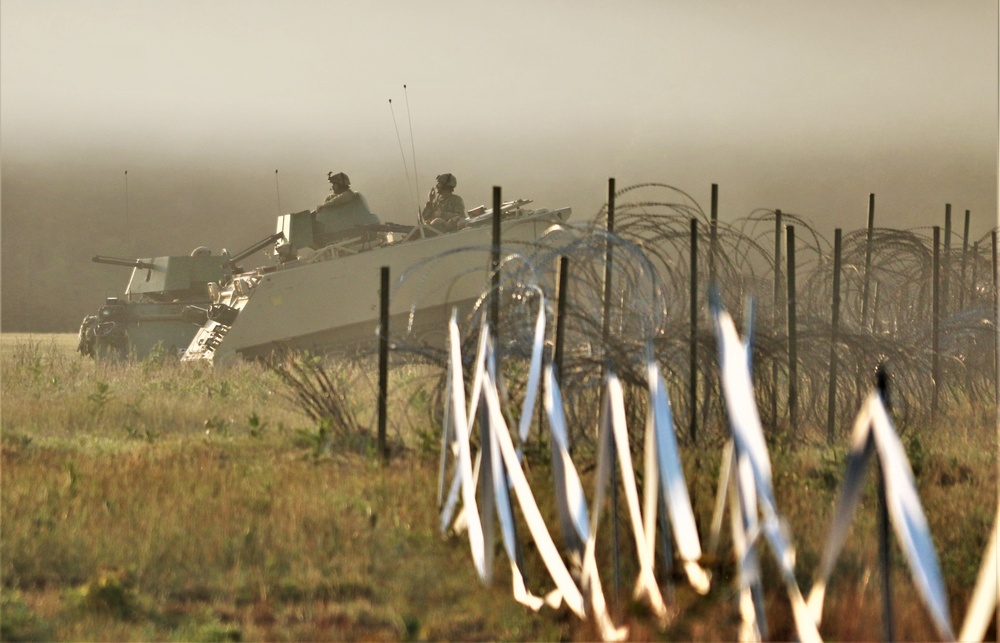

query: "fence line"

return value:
[392, 183, 997, 445]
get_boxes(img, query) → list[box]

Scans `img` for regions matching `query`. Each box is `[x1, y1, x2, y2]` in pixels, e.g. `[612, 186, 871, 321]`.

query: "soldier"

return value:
[420, 173, 466, 231]
[318, 172, 370, 213]
[314, 171, 379, 232]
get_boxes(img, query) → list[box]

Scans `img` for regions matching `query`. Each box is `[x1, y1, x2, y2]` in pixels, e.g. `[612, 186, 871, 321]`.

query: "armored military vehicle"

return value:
[77, 233, 281, 360]
[181, 199, 571, 365]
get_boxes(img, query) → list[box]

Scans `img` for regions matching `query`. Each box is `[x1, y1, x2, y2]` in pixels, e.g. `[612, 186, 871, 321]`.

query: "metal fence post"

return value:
[378, 266, 390, 462]
[490, 186, 502, 344]
[932, 226, 941, 417]
[876, 364, 895, 643]
[690, 217, 699, 443]
[826, 229, 842, 444]
[959, 209, 971, 311]
[554, 255, 569, 447]
[602, 178, 615, 356]
[993, 230, 998, 410]
[786, 225, 798, 436]
[943, 204, 952, 317]
[709, 183, 719, 288]
[772, 209, 783, 425]
[600, 177, 622, 603]
[861, 194, 876, 329]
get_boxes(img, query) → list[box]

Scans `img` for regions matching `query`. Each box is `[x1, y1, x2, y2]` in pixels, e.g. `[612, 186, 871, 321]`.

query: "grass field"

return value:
[1, 333, 995, 641]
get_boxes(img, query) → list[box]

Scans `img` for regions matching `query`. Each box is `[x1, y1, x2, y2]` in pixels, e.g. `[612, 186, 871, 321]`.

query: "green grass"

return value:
[1, 334, 995, 640]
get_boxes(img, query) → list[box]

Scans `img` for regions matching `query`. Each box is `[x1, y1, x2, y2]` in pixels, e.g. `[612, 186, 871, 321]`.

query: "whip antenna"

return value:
[124, 170, 130, 223]
[274, 169, 282, 215]
[403, 84, 420, 196]
[124, 170, 132, 252]
[390, 98, 420, 218]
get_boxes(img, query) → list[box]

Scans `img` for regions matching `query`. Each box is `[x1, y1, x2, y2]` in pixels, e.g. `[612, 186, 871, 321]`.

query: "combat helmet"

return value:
[436, 173, 457, 189]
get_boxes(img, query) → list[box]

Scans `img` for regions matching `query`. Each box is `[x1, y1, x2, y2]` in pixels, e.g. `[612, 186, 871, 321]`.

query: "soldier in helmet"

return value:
[420, 173, 466, 231]
[319, 172, 369, 212]
[313, 171, 379, 233]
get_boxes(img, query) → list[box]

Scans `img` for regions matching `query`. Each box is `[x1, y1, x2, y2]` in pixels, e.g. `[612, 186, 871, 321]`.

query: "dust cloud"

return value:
[1, 127, 995, 332]
[1, 2, 996, 332]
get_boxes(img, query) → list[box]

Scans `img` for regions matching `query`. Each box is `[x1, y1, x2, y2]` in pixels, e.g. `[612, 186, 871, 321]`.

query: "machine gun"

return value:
[92, 255, 158, 270]
[224, 232, 285, 272]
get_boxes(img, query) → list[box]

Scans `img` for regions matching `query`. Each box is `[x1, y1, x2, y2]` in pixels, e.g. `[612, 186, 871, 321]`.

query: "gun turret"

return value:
[92, 255, 157, 270]
[81, 249, 233, 360]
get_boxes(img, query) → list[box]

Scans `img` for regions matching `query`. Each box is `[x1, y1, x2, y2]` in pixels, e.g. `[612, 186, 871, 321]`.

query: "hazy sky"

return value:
[2, 1, 997, 238]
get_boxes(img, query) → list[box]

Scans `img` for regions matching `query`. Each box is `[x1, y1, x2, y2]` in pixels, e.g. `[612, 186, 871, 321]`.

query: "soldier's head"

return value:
[435, 173, 457, 193]
[328, 172, 350, 194]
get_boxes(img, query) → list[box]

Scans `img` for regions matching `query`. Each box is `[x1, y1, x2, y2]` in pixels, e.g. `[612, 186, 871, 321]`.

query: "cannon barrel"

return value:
[225, 232, 285, 269]
[92, 255, 157, 270]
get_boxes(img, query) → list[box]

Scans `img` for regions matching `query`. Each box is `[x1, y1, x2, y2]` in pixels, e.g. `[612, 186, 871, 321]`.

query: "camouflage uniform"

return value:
[320, 188, 369, 212]
[421, 192, 466, 226]
[315, 188, 379, 231]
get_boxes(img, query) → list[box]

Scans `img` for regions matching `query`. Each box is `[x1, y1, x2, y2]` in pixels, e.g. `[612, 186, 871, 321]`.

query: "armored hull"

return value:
[78, 254, 232, 360]
[182, 204, 571, 365]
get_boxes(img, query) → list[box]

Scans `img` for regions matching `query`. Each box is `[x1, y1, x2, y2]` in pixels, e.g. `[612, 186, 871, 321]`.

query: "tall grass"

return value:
[1, 334, 995, 640]
[1, 335, 565, 641]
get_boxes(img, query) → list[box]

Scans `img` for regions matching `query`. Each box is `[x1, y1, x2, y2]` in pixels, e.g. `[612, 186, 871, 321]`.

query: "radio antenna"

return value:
[390, 98, 420, 218]
[403, 84, 420, 195]
[124, 170, 130, 224]
[124, 170, 132, 252]
[274, 169, 282, 215]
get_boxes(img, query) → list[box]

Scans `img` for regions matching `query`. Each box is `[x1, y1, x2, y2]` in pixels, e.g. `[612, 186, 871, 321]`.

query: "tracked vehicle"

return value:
[77, 234, 281, 360]
[180, 200, 571, 365]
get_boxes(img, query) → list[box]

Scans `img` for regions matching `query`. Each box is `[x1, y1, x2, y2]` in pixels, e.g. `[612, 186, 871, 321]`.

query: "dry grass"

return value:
[1, 333, 995, 641]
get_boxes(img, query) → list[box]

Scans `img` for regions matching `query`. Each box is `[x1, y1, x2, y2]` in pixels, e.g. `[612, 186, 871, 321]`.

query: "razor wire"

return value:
[431, 290, 969, 640]
[388, 184, 996, 445]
